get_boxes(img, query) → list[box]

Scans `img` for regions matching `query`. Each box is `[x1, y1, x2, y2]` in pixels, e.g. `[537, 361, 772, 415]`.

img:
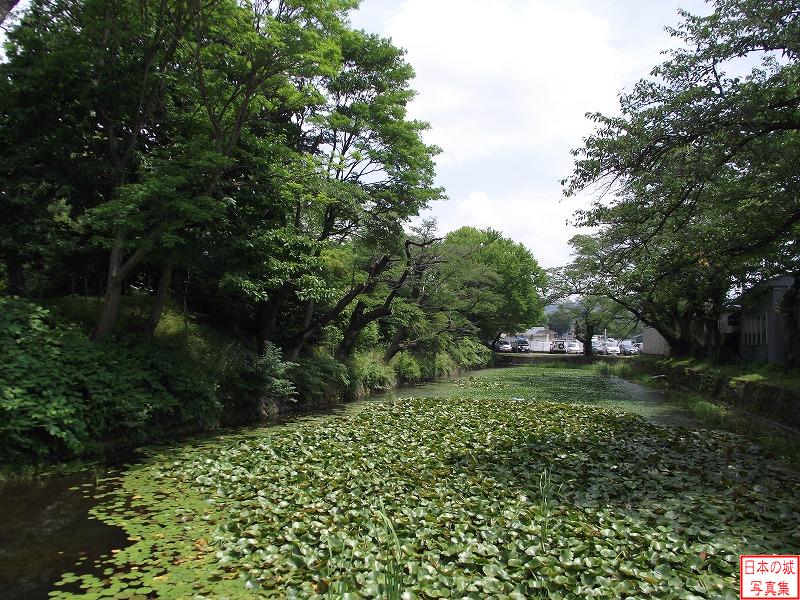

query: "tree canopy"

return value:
[0, 0, 545, 402]
[562, 0, 800, 364]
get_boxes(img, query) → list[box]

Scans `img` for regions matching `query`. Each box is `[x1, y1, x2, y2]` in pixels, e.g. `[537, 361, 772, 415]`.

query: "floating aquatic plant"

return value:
[49, 368, 800, 599]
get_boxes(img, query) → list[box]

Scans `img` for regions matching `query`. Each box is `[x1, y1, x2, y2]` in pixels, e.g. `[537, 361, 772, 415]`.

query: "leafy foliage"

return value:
[448, 337, 492, 370]
[443, 227, 546, 342]
[0, 0, 545, 440]
[563, 0, 800, 360]
[290, 352, 351, 407]
[389, 351, 422, 385]
[0, 298, 219, 462]
[350, 350, 398, 398]
[218, 342, 297, 425]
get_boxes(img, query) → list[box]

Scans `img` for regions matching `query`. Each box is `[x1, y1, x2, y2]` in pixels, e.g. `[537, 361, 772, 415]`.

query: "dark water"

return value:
[0, 471, 129, 599]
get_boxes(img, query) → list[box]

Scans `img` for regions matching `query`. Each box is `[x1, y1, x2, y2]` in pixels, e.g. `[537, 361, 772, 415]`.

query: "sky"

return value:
[349, 0, 711, 268]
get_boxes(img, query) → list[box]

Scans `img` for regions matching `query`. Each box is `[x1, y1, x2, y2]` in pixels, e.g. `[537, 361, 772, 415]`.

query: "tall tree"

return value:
[443, 227, 547, 343]
[563, 0, 800, 360]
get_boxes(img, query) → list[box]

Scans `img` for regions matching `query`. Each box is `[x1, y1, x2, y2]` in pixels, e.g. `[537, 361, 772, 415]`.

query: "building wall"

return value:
[739, 276, 799, 364]
[642, 327, 670, 356]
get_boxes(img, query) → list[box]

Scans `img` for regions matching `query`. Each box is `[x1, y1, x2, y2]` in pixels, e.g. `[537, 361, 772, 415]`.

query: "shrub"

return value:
[418, 351, 459, 380]
[0, 297, 220, 463]
[354, 321, 381, 352]
[290, 351, 350, 406]
[449, 337, 492, 369]
[219, 342, 296, 425]
[390, 351, 422, 385]
[350, 351, 397, 398]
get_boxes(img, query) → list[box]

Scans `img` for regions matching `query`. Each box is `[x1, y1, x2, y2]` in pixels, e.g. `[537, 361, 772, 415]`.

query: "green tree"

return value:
[262, 28, 443, 360]
[443, 227, 546, 343]
[564, 0, 800, 362]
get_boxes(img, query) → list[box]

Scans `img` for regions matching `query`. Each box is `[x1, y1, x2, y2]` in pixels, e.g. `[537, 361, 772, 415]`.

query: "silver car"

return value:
[566, 341, 583, 354]
[495, 340, 513, 352]
[595, 341, 620, 355]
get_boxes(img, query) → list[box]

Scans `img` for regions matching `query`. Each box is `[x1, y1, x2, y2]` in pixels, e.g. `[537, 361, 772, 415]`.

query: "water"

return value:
[0, 367, 693, 598]
[0, 373, 475, 598]
[0, 470, 129, 599]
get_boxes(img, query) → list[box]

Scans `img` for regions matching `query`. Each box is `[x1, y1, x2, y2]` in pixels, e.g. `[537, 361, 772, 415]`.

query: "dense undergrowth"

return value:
[0, 298, 220, 463]
[50, 366, 799, 599]
[0, 297, 490, 465]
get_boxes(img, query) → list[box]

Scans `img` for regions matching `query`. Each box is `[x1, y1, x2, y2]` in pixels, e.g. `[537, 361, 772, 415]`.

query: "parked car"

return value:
[566, 341, 583, 354]
[550, 339, 567, 353]
[619, 340, 640, 355]
[601, 341, 621, 355]
[514, 337, 530, 353]
[495, 340, 513, 352]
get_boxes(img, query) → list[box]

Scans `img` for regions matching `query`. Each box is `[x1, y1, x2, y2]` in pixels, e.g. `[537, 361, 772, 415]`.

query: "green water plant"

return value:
[47, 367, 800, 599]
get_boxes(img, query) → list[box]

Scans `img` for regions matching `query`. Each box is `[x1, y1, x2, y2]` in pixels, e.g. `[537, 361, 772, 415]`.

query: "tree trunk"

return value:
[286, 331, 311, 362]
[93, 279, 122, 340]
[92, 229, 149, 341]
[4, 252, 25, 296]
[143, 260, 173, 337]
[257, 288, 286, 355]
[336, 301, 367, 361]
[582, 321, 594, 356]
[668, 312, 694, 358]
[384, 327, 407, 362]
[92, 237, 125, 340]
[284, 300, 316, 361]
[780, 276, 800, 370]
[0, 0, 20, 24]
[668, 338, 691, 357]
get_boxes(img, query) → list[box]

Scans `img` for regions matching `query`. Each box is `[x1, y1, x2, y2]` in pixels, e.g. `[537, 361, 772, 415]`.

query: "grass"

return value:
[46, 365, 800, 599]
[646, 355, 800, 391]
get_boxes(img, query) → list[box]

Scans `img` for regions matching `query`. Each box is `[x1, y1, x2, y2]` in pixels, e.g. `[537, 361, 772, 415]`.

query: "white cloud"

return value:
[383, 0, 645, 165]
[419, 187, 593, 269]
[357, 0, 705, 267]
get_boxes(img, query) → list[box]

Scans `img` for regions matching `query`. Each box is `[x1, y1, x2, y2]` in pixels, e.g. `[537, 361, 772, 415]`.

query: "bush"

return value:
[350, 351, 397, 398]
[449, 337, 492, 370]
[218, 342, 296, 425]
[290, 351, 350, 406]
[0, 298, 220, 463]
[418, 351, 459, 380]
[43, 295, 230, 375]
[390, 351, 422, 385]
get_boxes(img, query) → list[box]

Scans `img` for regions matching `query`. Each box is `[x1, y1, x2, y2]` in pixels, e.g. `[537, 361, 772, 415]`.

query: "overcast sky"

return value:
[349, 0, 711, 268]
